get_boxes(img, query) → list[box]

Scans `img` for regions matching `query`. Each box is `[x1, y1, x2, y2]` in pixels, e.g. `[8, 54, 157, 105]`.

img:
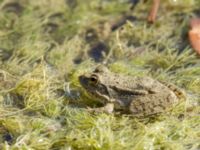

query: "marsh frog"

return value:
[79, 66, 185, 117]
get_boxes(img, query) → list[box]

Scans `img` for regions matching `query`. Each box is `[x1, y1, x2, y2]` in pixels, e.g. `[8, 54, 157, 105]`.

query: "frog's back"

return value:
[107, 74, 162, 91]
[128, 80, 185, 117]
[129, 90, 179, 117]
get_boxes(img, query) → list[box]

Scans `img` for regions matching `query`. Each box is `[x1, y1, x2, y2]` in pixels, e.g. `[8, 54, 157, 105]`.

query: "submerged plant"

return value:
[0, 0, 199, 149]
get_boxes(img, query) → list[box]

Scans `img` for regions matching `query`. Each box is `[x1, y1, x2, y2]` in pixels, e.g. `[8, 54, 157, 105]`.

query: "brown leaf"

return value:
[188, 18, 200, 55]
[148, 0, 160, 23]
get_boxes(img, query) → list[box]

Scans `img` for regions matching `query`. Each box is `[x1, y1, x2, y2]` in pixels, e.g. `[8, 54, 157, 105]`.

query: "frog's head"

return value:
[79, 65, 112, 104]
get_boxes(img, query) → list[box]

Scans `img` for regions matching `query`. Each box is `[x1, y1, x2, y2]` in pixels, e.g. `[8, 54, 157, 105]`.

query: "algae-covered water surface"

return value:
[0, 0, 199, 149]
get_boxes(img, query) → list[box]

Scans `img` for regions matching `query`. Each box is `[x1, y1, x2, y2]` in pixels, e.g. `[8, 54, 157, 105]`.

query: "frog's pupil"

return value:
[91, 77, 96, 82]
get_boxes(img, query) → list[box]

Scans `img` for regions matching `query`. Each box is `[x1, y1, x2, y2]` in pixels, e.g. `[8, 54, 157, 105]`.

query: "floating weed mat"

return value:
[0, 0, 199, 149]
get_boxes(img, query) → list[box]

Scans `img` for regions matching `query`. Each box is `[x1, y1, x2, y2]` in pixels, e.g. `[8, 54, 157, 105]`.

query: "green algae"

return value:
[0, 0, 199, 149]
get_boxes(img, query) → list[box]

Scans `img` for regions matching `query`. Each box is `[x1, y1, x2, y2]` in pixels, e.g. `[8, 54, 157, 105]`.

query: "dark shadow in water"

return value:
[88, 42, 109, 62]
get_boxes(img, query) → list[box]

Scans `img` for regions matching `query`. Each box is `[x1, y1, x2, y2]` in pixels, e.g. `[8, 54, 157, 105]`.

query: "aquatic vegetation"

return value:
[0, 0, 199, 149]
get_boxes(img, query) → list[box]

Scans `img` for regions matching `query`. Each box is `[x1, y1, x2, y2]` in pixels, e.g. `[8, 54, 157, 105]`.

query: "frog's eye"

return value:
[89, 74, 99, 85]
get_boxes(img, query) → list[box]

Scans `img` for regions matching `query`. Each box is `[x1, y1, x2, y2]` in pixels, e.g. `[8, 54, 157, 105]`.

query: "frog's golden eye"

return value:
[89, 74, 99, 85]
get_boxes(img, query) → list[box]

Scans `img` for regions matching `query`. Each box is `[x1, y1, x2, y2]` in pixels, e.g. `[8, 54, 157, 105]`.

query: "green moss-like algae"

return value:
[0, 0, 199, 149]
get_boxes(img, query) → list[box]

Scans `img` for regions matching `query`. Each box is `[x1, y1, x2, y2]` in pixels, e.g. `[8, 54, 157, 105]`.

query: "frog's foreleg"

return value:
[87, 103, 114, 114]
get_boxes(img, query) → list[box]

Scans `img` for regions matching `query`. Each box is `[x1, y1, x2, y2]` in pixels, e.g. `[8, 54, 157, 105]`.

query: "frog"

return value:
[79, 65, 185, 117]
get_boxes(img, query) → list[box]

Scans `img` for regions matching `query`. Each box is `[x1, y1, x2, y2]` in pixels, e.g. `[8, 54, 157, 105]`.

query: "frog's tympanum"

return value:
[79, 66, 185, 117]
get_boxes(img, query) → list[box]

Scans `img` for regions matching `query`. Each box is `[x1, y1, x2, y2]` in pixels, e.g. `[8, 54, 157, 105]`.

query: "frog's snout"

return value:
[79, 75, 89, 87]
[79, 75, 85, 84]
